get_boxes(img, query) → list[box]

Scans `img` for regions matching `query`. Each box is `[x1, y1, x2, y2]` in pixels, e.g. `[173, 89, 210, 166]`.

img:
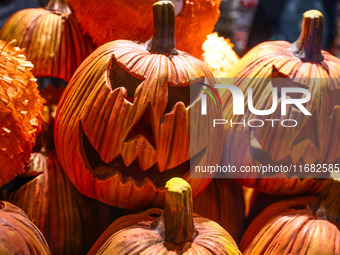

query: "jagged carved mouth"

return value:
[249, 127, 329, 178]
[80, 124, 205, 187]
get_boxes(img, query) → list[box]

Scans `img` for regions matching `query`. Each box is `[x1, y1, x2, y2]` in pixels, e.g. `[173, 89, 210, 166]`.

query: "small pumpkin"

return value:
[89, 177, 242, 254]
[193, 179, 245, 243]
[202, 32, 239, 79]
[240, 178, 340, 254]
[0, 201, 51, 254]
[55, 1, 222, 209]
[7, 151, 116, 255]
[0, 0, 95, 82]
[66, 0, 221, 58]
[0, 40, 44, 188]
[221, 10, 339, 195]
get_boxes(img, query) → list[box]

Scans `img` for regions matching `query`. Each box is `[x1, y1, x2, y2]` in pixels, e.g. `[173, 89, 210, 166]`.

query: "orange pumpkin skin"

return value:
[89, 178, 241, 255]
[54, 1, 222, 209]
[193, 179, 245, 243]
[0, 0, 94, 82]
[66, 0, 221, 58]
[0, 40, 44, 187]
[7, 152, 115, 255]
[221, 10, 339, 195]
[240, 193, 340, 255]
[0, 201, 51, 254]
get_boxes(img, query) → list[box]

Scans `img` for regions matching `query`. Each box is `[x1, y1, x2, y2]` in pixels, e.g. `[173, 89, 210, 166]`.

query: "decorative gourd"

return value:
[0, 201, 51, 254]
[7, 151, 116, 255]
[55, 1, 222, 209]
[66, 0, 221, 58]
[202, 32, 239, 78]
[88, 177, 242, 255]
[240, 179, 340, 254]
[0, 40, 44, 188]
[0, 0, 95, 82]
[193, 179, 245, 243]
[221, 10, 339, 195]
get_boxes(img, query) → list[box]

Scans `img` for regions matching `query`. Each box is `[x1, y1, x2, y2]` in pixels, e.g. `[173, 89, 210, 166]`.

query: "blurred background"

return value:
[1, 0, 339, 57]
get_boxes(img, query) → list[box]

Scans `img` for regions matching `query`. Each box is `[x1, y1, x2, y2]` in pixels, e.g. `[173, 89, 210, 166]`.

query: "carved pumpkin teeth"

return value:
[121, 136, 157, 170]
[82, 122, 192, 186]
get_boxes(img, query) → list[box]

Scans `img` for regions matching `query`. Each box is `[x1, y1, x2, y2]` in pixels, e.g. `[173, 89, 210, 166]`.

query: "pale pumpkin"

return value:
[0, 201, 51, 254]
[89, 178, 242, 255]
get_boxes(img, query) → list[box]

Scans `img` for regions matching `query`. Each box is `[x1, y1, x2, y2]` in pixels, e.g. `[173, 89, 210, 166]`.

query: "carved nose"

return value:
[125, 105, 156, 149]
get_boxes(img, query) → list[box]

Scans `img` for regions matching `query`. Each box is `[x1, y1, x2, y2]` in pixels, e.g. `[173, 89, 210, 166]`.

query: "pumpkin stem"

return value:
[310, 178, 340, 223]
[45, 0, 71, 14]
[290, 10, 324, 62]
[148, 1, 178, 55]
[153, 178, 196, 250]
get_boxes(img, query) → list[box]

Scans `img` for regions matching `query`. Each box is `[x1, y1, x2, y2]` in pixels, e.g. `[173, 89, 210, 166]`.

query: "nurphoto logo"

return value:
[196, 79, 312, 128]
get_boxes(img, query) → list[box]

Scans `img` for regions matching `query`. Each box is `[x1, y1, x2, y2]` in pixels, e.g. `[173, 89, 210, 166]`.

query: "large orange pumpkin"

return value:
[88, 178, 242, 254]
[7, 152, 116, 255]
[221, 10, 339, 195]
[0, 201, 51, 254]
[0, 0, 95, 82]
[240, 178, 340, 254]
[0, 40, 44, 188]
[66, 0, 221, 58]
[55, 1, 223, 209]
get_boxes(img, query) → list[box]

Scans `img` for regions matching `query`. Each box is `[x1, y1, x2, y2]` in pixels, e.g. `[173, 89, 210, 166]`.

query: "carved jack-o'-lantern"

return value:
[221, 10, 339, 195]
[66, 0, 221, 58]
[55, 1, 222, 209]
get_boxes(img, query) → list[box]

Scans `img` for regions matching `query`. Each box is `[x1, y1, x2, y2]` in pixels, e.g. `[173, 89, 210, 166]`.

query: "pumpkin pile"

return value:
[0, 1, 338, 254]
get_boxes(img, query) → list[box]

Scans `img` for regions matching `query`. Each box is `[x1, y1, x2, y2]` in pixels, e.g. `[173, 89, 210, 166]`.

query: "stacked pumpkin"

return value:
[0, 0, 94, 82]
[221, 10, 339, 195]
[54, 0, 223, 209]
[220, 9, 340, 254]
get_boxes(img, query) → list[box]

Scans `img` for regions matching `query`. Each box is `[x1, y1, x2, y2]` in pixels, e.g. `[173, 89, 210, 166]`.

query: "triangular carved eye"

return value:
[165, 83, 203, 113]
[109, 58, 143, 103]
